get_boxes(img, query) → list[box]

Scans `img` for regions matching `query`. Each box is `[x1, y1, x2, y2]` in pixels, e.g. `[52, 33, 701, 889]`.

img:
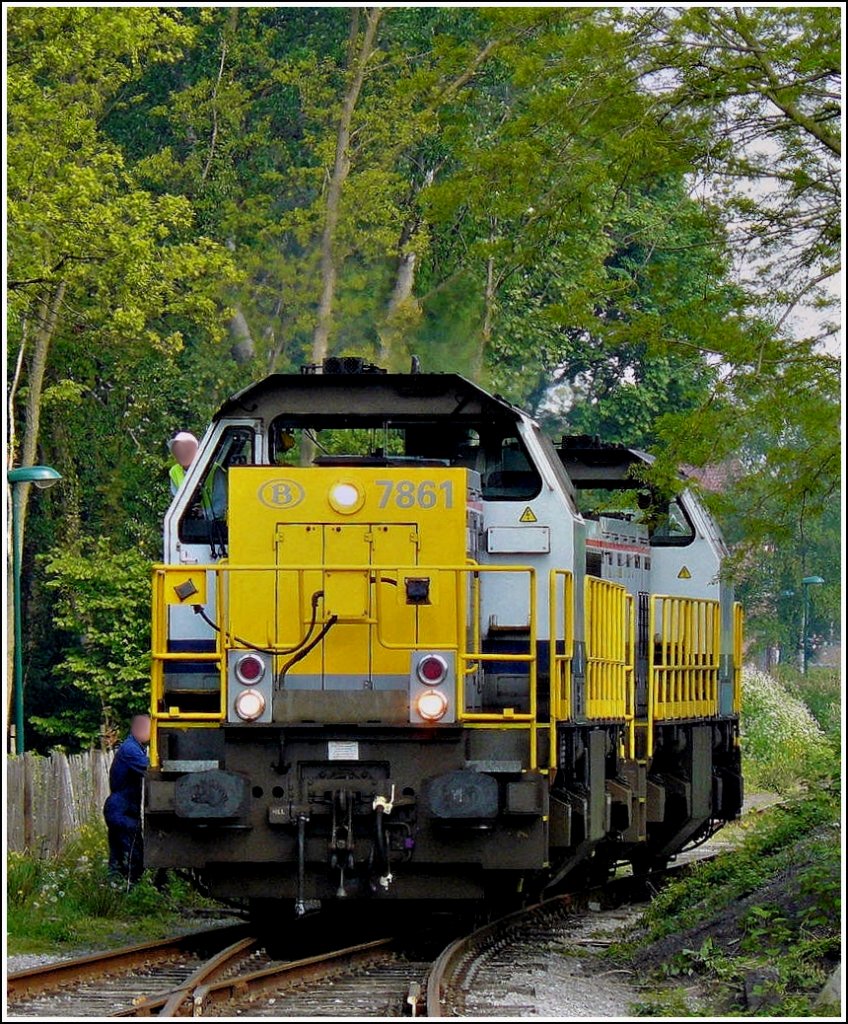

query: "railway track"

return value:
[7, 924, 406, 1018]
[424, 857, 716, 1017]
[7, 923, 250, 1017]
[8, 854, 717, 1018]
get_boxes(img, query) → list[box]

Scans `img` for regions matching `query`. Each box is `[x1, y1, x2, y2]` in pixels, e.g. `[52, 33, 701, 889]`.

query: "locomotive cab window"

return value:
[178, 426, 255, 548]
[574, 485, 695, 546]
[268, 416, 541, 501]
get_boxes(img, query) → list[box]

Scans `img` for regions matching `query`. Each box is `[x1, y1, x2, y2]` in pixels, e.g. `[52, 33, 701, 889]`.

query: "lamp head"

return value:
[7, 465, 62, 489]
[802, 575, 825, 586]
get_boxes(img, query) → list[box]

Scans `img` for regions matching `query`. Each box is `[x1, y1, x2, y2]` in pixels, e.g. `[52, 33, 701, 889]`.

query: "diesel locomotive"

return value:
[145, 359, 743, 915]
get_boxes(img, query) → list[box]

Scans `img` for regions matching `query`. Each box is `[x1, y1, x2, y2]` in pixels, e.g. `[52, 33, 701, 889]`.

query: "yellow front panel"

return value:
[370, 524, 418, 675]
[276, 524, 323, 677]
[323, 523, 371, 678]
[226, 467, 468, 687]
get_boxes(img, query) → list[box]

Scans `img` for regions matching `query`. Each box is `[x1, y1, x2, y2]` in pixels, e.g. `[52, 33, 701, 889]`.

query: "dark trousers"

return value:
[107, 821, 144, 884]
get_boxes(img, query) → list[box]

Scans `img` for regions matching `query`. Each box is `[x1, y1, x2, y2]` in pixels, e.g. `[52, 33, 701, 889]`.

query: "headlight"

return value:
[417, 654, 448, 685]
[235, 653, 266, 685]
[328, 481, 364, 514]
[416, 689, 448, 722]
[234, 689, 266, 721]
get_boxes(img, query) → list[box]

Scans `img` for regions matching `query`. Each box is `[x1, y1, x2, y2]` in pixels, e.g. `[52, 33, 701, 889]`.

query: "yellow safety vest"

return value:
[169, 462, 224, 515]
[169, 463, 186, 493]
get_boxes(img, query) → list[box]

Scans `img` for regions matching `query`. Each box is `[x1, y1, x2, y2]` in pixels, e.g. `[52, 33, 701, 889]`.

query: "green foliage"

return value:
[7, 6, 842, 749]
[7, 7, 236, 342]
[638, 6, 840, 314]
[34, 542, 152, 746]
[740, 667, 835, 793]
[615, 789, 841, 1017]
[6, 822, 216, 953]
[627, 798, 836, 948]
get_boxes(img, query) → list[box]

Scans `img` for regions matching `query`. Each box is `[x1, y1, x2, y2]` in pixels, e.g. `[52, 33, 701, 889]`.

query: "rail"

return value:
[425, 852, 720, 1016]
[6, 923, 249, 1004]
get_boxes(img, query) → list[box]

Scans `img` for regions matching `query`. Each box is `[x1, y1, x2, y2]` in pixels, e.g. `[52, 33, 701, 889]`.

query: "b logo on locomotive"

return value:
[257, 478, 305, 509]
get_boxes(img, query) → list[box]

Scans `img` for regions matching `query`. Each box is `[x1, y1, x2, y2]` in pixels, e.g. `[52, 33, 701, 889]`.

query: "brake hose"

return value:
[276, 615, 339, 686]
[191, 590, 323, 655]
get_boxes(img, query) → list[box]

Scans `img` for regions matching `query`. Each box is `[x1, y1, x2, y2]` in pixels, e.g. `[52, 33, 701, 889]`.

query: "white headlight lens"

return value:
[234, 689, 266, 721]
[328, 482, 363, 513]
[416, 689, 448, 722]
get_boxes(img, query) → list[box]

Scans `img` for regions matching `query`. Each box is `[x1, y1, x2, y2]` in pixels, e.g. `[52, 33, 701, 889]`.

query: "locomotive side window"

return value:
[178, 427, 255, 549]
[649, 498, 695, 545]
[478, 434, 541, 500]
[574, 485, 695, 546]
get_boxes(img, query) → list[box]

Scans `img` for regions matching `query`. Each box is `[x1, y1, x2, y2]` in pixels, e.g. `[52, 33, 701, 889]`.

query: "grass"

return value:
[607, 664, 842, 1017]
[612, 794, 841, 1016]
[6, 822, 224, 955]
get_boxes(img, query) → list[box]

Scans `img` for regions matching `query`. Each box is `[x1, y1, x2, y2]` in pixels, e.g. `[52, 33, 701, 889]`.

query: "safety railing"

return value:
[151, 562, 539, 765]
[648, 595, 721, 722]
[548, 570, 574, 721]
[150, 566, 228, 767]
[548, 569, 574, 771]
[583, 577, 634, 723]
[733, 601, 744, 715]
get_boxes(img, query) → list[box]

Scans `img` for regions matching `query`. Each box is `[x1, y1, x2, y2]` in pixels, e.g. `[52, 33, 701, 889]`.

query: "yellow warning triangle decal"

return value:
[519, 507, 537, 523]
[678, 566, 692, 579]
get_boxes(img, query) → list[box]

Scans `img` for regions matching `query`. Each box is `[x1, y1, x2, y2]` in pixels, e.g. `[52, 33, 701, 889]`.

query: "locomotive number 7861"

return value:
[375, 479, 454, 509]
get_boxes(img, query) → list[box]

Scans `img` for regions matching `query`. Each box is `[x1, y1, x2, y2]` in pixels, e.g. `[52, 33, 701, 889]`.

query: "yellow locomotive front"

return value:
[145, 362, 743, 915]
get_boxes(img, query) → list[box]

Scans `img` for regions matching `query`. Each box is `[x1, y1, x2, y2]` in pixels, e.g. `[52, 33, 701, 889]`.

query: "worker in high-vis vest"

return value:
[169, 431, 199, 496]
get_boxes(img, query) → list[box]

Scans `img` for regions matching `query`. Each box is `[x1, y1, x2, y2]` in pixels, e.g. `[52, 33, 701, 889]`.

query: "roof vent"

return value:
[301, 356, 387, 375]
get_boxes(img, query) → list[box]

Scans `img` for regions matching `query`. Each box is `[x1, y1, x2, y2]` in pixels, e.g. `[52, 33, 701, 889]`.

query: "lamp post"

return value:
[7, 465, 62, 755]
[801, 575, 825, 675]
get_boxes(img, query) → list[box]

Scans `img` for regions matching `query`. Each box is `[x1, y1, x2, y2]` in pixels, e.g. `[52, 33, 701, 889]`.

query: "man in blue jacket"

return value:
[104, 714, 150, 884]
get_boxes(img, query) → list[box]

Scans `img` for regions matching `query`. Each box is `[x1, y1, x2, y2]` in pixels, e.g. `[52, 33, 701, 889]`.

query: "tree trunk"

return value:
[7, 282, 66, 722]
[228, 306, 255, 363]
[310, 7, 383, 365]
[18, 282, 66, 543]
[474, 256, 496, 382]
[387, 252, 417, 315]
[378, 252, 417, 365]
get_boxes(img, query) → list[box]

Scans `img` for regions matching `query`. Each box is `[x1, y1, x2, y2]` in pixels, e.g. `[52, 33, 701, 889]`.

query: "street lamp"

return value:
[7, 465, 62, 755]
[801, 575, 825, 675]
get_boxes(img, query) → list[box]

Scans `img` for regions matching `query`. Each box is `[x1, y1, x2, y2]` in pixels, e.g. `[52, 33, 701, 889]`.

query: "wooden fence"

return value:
[6, 750, 114, 857]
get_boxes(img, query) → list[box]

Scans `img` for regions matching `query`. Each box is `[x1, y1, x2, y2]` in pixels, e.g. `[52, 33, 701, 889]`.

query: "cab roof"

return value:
[213, 372, 528, 424]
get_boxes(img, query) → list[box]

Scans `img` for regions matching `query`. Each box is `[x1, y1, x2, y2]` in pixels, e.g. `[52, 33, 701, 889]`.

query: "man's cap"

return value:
[168, 431, 199, 451]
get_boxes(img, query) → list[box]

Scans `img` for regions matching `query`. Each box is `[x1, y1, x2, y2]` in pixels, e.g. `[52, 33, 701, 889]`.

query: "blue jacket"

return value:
[104, 735, 149, 829]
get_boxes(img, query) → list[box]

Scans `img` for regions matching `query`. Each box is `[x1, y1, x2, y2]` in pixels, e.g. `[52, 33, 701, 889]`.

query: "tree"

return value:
[31, 542, 152, 748]
[636, 5, 840, 332]
[7, 6, 236, 538]
[6, 7, 236, 733]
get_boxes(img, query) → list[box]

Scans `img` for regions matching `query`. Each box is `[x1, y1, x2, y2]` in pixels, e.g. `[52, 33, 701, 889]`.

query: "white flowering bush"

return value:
[741, 666, 833, 794]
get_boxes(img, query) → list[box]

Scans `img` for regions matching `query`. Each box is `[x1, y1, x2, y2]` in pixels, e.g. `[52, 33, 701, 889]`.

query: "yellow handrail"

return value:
[733, 601, 744, 714]
[150, 562, 540, 766]
[648, 594, 721, 724]
[547, 569, 574, 771]
[583, 577, 631, 721]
